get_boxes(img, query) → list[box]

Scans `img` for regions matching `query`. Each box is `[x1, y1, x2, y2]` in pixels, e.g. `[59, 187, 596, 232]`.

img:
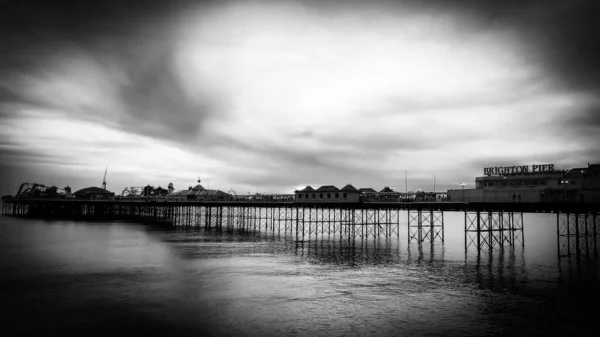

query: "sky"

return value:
[1, 0, 599, 196]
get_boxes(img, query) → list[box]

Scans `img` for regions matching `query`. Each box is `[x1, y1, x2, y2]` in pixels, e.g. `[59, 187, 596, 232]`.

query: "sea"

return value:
[0, 211, 599, 336]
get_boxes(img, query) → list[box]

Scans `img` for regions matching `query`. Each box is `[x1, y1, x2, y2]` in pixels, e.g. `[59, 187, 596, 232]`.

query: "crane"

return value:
[102, 167, 107, 190]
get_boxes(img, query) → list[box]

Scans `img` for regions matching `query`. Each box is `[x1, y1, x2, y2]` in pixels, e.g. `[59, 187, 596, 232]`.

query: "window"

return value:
[298, 194, 302, 199]
[335, 193, 339, 198]
[327, 193, 331, 198]
[312, 194, 316, 198]
[320, 193, 323, 198]
[343, 193, 347, 198]
[305, 194, 308, 198]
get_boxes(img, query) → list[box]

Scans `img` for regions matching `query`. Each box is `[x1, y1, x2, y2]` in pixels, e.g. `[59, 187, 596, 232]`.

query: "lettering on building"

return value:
[483, 164, 555, 176]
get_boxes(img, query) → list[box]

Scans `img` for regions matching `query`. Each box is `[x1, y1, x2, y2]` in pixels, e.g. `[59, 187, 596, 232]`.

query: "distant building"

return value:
[135, 185, 171, 197]
[448, 163, 600, 202]
[378, 186, 401, 200]
[166, 184, 231, 201]
[359, 188, 377, 194]
[73, 187, 115, 200]
[340, 184, 361, 202]
[142, 185, 154, 197]
[294, 184, 360, 202]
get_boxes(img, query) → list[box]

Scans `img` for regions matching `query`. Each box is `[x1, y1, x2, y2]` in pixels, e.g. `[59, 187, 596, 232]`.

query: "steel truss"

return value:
[1, 201, 402, 241]
[557, 212, 599, 258]
[408, 209, 444, 243]
[164, 206, 401, 241]
[465, 211, 524, 251]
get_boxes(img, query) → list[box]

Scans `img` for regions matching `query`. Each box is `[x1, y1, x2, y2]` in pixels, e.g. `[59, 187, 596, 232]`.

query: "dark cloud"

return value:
[0, 0, 223, 143]
[116, 50, 221, 141]
[0, 145, 83, 194]
[433, 0, 600, 94]
[0, 140, 81, 168]
[562, 105, 600, 129]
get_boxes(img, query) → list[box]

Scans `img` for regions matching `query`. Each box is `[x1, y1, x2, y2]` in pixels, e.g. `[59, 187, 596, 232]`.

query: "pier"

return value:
[2, 199, 599, 258]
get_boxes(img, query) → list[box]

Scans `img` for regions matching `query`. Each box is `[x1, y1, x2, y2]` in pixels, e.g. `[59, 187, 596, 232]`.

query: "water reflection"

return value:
[293, 235, 402, 266]
[470, 247, 528, 294]
[174, 225, 532, 292]
[3, 215, 600, 335]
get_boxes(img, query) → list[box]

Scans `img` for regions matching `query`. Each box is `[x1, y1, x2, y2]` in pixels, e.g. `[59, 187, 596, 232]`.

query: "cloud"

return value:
[0, 0, 599, 195]
[0, 0, 224, 143]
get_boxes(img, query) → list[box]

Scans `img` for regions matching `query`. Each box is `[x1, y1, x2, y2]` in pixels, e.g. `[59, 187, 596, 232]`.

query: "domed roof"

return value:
[192, 184, 205, 191]
[73, 186, 114, 196]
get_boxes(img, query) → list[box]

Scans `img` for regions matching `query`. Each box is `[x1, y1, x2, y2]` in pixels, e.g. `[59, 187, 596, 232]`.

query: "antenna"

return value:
[102, 167, 108, 190]
[433, 174, 436, 193]
[405, 170, 408, 194]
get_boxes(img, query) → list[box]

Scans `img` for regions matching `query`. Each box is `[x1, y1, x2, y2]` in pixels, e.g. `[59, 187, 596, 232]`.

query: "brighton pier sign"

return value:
[484, 164, 555, 176]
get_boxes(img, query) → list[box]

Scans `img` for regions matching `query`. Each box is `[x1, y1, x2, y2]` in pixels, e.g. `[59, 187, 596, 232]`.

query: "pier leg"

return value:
[477, 211, 481, 251]
[584, 214, 589, 258]
[594, 213, 598, 257]
[441, 211, 445, 242]
[575, 213, 580, 258]
[567, 213, 571, 257]
[557, 212, 561, 258]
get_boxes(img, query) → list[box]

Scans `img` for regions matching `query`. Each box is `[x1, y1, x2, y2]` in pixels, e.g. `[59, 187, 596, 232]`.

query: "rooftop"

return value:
[315, 185, 339, 192]
[341, 184, 359, 192]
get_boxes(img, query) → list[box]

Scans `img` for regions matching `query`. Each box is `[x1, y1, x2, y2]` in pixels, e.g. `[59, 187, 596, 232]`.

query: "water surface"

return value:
[0, 212, 598, 336]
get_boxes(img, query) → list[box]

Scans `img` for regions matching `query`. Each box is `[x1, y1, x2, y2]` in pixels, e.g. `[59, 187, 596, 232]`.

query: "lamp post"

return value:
[460, 183, 466, 202]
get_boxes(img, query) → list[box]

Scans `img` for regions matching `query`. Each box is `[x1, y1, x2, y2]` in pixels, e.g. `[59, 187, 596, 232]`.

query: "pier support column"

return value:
[557, 212, 600, 259]
[466, 211, 523, 253]
[409, 210, 444, 244]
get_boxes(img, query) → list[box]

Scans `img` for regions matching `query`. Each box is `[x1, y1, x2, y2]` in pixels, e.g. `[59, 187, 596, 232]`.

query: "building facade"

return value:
[295, 184, 360, 202]
[448, 163, 600, 202]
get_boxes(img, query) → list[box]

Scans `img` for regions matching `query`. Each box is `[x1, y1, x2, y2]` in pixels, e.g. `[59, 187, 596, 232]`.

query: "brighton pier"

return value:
[2, 198, 599, 259]
[3, 162, 599, 259]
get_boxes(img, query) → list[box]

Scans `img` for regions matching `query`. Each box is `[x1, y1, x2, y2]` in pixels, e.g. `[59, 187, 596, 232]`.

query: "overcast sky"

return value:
[1, 0, 599, 196]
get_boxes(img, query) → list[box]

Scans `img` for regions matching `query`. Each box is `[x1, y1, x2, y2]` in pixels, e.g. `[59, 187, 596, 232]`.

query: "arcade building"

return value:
[447, 163, 600, 203]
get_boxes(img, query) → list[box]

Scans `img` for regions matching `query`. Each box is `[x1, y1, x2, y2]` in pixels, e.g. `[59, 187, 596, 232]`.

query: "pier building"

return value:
[294, 184, 360, 202]
[448, 163, 600, 202]
[166, 184, 231, 201]
[73, 187, 114, 200]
